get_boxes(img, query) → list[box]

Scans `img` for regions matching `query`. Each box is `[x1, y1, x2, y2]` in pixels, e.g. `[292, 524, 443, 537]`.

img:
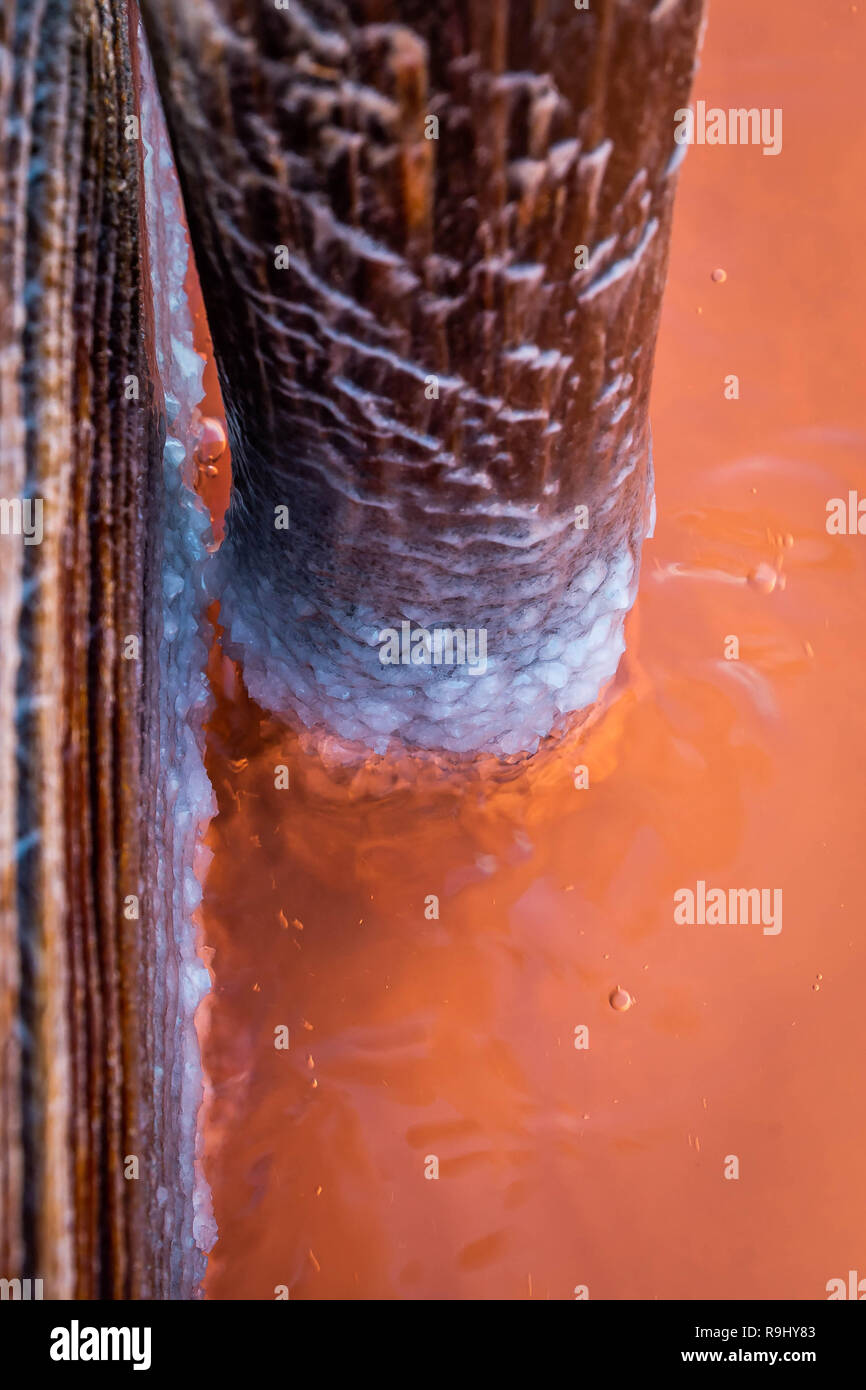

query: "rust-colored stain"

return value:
[195, 0, 866, 1300]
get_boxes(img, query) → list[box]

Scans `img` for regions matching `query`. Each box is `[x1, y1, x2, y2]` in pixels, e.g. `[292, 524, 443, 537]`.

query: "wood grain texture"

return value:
[0, 0, 161, 1299]
[141, 0, 706, 756]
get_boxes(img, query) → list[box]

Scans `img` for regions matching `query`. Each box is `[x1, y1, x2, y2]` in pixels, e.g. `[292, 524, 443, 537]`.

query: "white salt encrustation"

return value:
[139, 28, 217, 1296]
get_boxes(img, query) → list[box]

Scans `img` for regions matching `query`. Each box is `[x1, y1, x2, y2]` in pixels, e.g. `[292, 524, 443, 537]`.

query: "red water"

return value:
[196, 0, 866, 1300]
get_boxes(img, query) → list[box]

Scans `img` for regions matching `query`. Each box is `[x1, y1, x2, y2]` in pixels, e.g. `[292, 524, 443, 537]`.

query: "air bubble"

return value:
[197, 415, 227, 463]
[609, 986, 634, 1012]
[747, 563, 778, 595]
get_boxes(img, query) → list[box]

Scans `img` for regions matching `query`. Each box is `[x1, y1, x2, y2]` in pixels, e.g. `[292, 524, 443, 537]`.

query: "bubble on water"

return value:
[609, 986, 634, 1012]
[747, 562, 778, 594]
[711, 267, 727, 283]
[196, 415, 227, 463]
